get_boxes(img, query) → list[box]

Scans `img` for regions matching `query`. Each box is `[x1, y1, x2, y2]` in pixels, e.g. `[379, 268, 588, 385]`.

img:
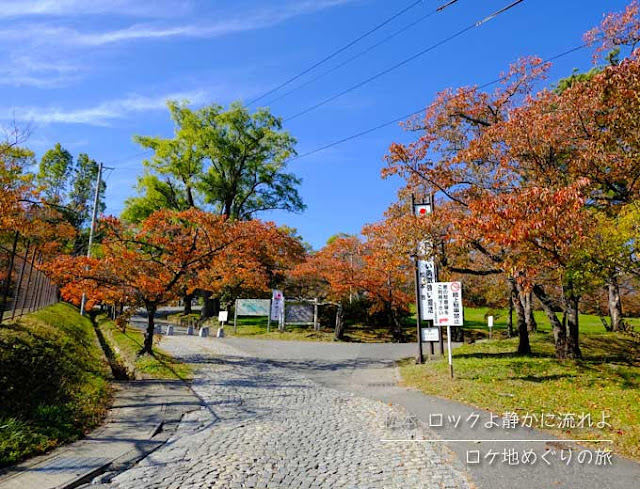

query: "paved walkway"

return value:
[218, 338, 640, 489]
[18, 330, 637, 489]
[105, 338, 471, 489]
[0, 380, 199, 489]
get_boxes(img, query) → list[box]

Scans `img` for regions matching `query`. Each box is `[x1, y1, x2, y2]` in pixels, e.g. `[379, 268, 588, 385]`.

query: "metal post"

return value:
[447, 324, 454, 378]
[28, 252, 43, 313]
[412, 194, 425, 364]
[10, 241, 30, 320]
[431, 192, 444, 358]
[233, 299, 238, 332]
[313, 298, 319, 331]
[279, 301, 285, 332]
[15, 246, 36, 319]
[267, 299, 272, 333]
[81, 161, 103, 316]
[0, 232, 19, 323]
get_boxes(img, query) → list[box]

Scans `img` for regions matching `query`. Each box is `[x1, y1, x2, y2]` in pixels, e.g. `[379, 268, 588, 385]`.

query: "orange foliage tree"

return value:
[290, 230, 412, 341]
[47, 208, 294, 353]
[383, 1, 640, 359]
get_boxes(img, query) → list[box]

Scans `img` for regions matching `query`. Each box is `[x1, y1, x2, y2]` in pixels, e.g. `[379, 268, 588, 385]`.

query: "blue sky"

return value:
[1, 0, 631, 249]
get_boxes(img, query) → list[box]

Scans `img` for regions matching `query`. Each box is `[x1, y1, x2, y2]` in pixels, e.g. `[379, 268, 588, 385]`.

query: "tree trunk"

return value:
[142, 303, 157, 355]
[183, 291, 193, 315]
[200, 291, 219, 319]
[533, 284, 567, 360]
[334, 303, 345, 340]
[563, 282, 581, 359]
[451, 325, 464, 343]
[186, 184, 195, 208]
[388, 305, 403, 343]
[524, 291, 537, 332]
[510, 279, 531, 355]
[607, 276, 626, 332]
[507, 285, 515, 338]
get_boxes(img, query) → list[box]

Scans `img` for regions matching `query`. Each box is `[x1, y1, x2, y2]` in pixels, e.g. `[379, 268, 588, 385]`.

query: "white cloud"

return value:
[0, 55, 82, 88]
[0, 0, 363, 89]
[0, 0, 362, 46]
[0, 0, 192, 18]
[4, 90, 210, 126]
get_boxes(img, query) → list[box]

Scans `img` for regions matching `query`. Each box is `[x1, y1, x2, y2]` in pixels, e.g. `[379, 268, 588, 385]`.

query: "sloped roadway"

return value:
[102, 333, 639, 489]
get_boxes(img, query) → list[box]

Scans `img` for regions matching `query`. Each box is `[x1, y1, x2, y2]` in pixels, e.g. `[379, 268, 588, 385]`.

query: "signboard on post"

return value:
[236, 299, 271, 317]
[218, 311, 228, 323]
[270, 290, 284, 321]
[434, 281, 464, 326]
[285, 303, 314, 325]
[234, 299, 271, 333]
[412, 197, 436, 364]
[417, 251, 435, 321]
[433, 281, 463, 379]
[421, 327, 440, 342]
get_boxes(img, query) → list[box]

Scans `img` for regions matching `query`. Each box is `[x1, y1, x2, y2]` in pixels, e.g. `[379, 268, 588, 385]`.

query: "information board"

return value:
[434, 281, 464, 326]
[421, 327, 440, 342]
[417, 254, 436, 320]
[285, 303, 314, 324]
[236, 299, 271, 317]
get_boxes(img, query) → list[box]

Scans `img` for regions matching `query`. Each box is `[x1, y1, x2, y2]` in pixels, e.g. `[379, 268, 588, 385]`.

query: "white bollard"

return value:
[167, 325, 174, 336]
[199, 327, 209, 338]
[216, 327, 225, 338]
[187, 325, 194, 336]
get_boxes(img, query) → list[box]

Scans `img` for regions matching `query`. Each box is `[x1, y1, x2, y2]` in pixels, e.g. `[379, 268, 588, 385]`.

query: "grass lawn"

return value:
[0, 303, 112, 467]
[219, 306, 640, 343]
[399, 331, 640, 461]
[225, 316, 416, 343]
[97, 317, 192, 381]
[464, 306, 640, 335]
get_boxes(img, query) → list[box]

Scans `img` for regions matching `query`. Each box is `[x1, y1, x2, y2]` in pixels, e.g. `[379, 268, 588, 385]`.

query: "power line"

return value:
[288, 42, 587, 163]
[284, 0, 527, 123]
[264, 0, 463, 107]
[108, 149, 152, 166]
[247, 0, 427, 106]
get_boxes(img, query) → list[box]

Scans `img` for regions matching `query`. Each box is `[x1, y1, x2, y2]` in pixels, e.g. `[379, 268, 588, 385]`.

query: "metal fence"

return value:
[0, 232, 59, 323]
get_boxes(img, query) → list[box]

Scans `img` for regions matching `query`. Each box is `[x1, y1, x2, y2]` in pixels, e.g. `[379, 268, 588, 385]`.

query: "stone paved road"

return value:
[106, 337, 471, 489]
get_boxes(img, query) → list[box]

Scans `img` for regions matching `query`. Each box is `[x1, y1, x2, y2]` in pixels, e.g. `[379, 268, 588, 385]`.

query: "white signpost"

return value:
[217, 310, 228, 337]
[487, 315, 494, 339]
[433, 281, 464, 378]
[271, 289, 285, 331]
[417, 243, 436, 321]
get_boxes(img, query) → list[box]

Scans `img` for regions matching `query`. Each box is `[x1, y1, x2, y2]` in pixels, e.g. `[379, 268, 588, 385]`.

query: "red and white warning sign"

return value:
[434, 281, 464, 326]
[414, 204, 431, 217]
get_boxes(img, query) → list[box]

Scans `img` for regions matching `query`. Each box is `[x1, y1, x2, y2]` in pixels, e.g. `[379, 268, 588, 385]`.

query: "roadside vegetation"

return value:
[96, 316, 192, 381]
[0, 303, 112, 467]
[399, 331, 640, 461]
[217, 307, 640, 343]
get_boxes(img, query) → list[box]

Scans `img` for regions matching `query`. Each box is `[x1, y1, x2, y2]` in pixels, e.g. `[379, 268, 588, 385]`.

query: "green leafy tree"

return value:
[68, 153, 106, 253]
[37, 143, 73, 203]
[124, 100, 304, 222]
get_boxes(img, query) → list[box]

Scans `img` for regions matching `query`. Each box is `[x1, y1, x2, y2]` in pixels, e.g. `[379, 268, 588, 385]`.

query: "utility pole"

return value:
[80, 162, 104, 316]
[412, 194, 425, 364]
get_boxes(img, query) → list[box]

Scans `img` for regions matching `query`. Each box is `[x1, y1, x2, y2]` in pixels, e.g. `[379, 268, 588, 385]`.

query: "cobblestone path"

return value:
[107, 337, 471, 489]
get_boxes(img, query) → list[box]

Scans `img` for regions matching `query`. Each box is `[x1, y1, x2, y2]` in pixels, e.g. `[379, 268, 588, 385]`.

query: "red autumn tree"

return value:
[289, 235, 362, 339]
[48, 209, 281, 353]
[384, 57, 550, 355]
